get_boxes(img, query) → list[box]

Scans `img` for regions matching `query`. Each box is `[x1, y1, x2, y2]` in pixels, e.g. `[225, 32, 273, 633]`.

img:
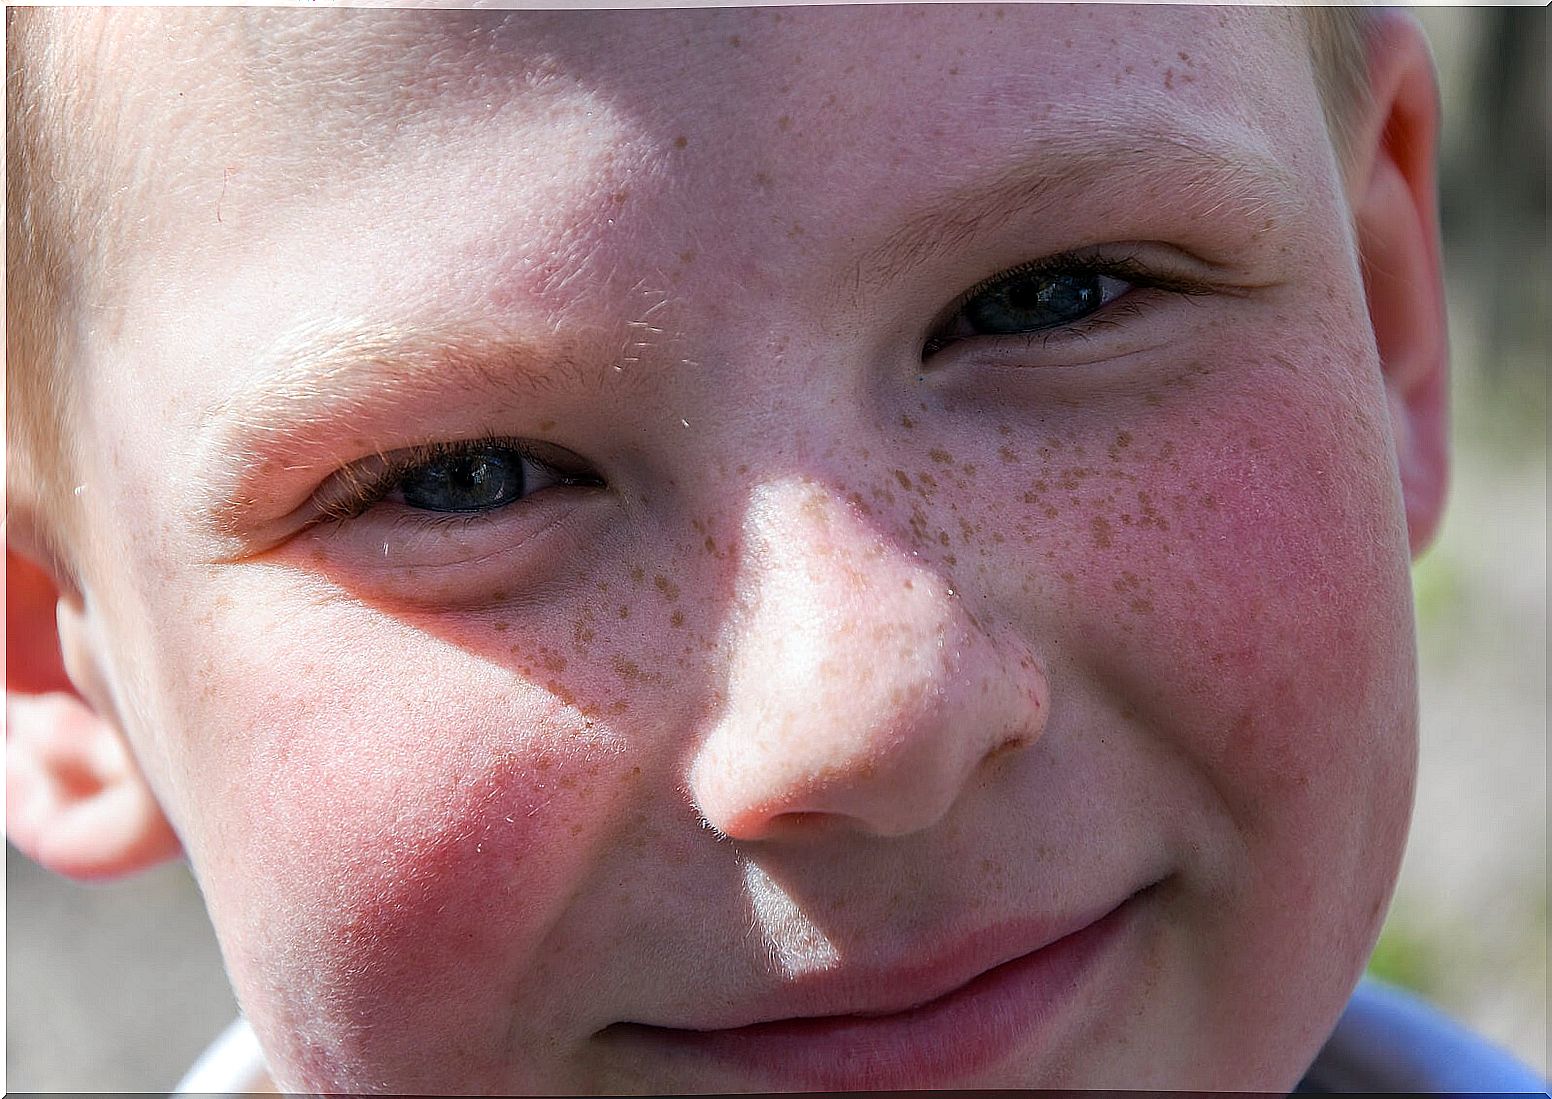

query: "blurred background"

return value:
[7, 7, 1548, 1089]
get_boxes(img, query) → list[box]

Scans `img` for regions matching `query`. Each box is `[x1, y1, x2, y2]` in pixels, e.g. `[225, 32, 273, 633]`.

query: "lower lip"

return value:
[606, 889, 1146, 1091]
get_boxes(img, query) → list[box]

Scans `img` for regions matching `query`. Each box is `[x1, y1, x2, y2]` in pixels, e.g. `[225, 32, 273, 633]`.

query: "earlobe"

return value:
[6, 546, 182, 879]
[1348, 12, 1450, 557]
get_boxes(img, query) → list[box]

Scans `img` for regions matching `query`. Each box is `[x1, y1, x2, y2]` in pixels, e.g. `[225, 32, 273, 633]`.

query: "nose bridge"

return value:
[689, 476, 1048, 839]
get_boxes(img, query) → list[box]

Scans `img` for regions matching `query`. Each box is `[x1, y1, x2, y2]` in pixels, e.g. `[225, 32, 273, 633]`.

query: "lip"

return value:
[602, 882, 1156, 1091]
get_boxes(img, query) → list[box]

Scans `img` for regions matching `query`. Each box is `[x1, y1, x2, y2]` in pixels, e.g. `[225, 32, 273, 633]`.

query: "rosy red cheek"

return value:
[168, 602, 648, 1091]
[1003, 383, 1411, 790]
[229, 735, 634, 1090]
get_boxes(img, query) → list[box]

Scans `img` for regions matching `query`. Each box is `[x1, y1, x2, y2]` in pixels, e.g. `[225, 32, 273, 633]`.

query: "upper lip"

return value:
[624, 890, 1143, 1032]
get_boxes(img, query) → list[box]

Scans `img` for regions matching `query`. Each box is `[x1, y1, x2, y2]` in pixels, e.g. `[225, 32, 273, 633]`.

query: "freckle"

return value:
[654, 575, 680, 601]
[542, 650, 568, 673]
[618, 605, 630, 619]
[937, 530, 950, 546]
[999, 446, 1018, 463]
[777, 115, 792, 131]
[1202, 495, 1218, 510]
[729, 34, 741, 46]
[1060, 570, 1076, 584]
[900, 414, 916, 429]
[1130, 597, 1154, 614]
[916, 471, 937, 492]
[737, 464, 749, 475]
[1043, 506, 1058, 519]
[962, 463, 976, 476]
[678, 250, 696, 265]
[991, 531, 1005, 543]
[894, 469, 912, 490]
[1091, 515, 1114, 548]
[673, 135, 688, 148]
[574, 622, 595, 645]
[494, 621, 510, 632]
[669, 610, 685, 628]
[787, 222, 804, 238]
[704, 535, 718, 554]
[752, 171, 772, 187]
[630, 565, 645, 584]
[928, 448, 953, 464]
[612, 656, 642, 680]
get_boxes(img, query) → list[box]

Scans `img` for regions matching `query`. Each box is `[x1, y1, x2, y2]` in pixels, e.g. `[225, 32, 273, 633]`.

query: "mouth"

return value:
[600, 882, 1157, 1091]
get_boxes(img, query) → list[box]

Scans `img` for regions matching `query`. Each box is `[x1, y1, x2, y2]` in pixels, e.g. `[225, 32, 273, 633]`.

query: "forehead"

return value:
[98, 5, 1312, 223]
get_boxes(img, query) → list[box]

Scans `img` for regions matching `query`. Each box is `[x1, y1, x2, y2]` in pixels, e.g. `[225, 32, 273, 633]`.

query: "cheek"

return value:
[1099, 396, 1411, 802]
[955, 351, 1415, 870]
[158, 589, 659, 1091]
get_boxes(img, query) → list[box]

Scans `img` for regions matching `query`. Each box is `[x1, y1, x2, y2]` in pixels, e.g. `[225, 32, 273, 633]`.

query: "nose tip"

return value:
[688, 478, 1049, 840]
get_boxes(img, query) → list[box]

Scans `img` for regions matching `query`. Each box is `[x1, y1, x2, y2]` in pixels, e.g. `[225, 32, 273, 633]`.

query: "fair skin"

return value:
[7, 6, 1448, 1093]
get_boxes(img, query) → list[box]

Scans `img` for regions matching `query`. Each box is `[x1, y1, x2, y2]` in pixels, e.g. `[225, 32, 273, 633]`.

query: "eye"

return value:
[963, 270, 1131, 335]
[316, 438, 603, 522]
[926, 263, 1136, 356]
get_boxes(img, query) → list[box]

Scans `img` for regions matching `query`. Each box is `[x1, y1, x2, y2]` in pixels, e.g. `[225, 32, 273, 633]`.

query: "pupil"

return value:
[400, 449, 525, 512]
[967, 273, 1102, 334]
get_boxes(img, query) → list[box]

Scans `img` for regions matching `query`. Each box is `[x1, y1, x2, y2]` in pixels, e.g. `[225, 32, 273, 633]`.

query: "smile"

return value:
[601, 881, 1159, 1091]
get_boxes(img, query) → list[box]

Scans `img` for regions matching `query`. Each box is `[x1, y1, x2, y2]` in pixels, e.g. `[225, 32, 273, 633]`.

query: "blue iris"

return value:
[963, 272, 1105, 334]
[399, 447, 526, 513]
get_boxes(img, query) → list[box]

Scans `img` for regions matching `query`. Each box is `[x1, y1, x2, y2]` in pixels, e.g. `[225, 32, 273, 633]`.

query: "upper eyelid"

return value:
[314, 437, 577, 521]
[955, 251, 1181, 306]
[925, 255, 1146, 341]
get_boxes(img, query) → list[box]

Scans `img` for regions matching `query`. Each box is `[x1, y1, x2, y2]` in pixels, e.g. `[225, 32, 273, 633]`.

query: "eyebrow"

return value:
[193, 317, 600, 532]
[855, 114, 1304, 287]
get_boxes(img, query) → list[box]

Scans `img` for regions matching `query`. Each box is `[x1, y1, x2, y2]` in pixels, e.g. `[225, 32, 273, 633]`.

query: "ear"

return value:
[6, 545, 182, 880]
[1347, 11, 1450, 558]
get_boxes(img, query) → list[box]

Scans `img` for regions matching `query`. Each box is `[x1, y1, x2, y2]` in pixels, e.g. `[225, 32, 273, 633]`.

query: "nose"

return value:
[689, 478, 1049, 840]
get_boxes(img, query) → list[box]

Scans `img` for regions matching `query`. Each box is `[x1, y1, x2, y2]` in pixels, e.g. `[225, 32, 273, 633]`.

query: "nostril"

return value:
[984, 736, 1024, 763]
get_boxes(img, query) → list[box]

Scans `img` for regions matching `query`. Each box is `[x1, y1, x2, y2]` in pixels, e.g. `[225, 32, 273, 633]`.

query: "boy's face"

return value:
[62, 7, 1425, 1092]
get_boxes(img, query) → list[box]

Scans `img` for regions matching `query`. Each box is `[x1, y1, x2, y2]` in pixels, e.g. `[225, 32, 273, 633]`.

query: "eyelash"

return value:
[923, 250, 1210, 357]
[313, 433, 597, 525]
